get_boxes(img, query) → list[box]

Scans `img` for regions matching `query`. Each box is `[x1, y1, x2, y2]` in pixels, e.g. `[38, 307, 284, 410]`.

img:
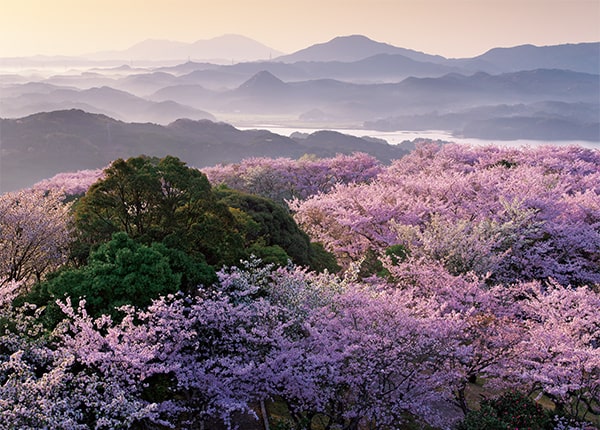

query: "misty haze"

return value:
[1, 34, 598, 192]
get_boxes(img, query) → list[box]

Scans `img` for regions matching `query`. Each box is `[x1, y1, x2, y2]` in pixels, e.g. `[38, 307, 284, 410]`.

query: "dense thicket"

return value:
[1, 145, 599, 430]
[71, 155, 331, 271]
[13, 155, 335, 326]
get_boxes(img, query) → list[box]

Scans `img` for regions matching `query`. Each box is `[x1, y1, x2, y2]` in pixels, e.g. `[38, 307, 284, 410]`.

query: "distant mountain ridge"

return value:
[0, 110, 411, 192]
[86, 34, 284, 63]
[145, 68, 598, 121]
[472, 42, 600, 74]
[4, 65, 594, 132]
[275, 35, 446, 64]
[275, 35, 599, 74]
[1, 34, 598, 171]
[2, 34, 597, 75]
[0, 84, 216, 124]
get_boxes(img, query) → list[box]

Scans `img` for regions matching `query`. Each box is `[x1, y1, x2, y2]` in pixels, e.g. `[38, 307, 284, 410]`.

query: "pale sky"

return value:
[0, 0, 599, 59]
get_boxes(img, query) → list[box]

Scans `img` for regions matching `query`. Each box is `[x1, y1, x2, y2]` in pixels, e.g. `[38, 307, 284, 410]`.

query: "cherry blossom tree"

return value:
[0, 188, 73, 289]
[291, 143, 600, 286]
[32, 168, 105, 197]
[0, 302, 163, 429]
[1, 143, 599, 429]
[0, 280, 23, 308]
[508, 282, 600, 421]
[382, 258, 527, 415]
[266, 285, 460, 429]
[2, 256, 600, 429]
[203, 152, 382, 204]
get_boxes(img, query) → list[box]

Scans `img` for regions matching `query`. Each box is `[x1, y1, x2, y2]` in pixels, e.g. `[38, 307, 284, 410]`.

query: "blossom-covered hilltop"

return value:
[1, 144, 599, 429]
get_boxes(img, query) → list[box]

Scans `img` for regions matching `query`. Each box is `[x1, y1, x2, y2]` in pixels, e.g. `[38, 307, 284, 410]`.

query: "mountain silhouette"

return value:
[236, 71, 289, 93]
[133, 66, 600, 124]
[2, 35, 597, 171]
[275, 35, 445, 63]
[87, 34, 283, 63]
[0, 110, 410, 192]
[366, 101, 599, 141]
[472, 42, 600, 74]
[0, 85, 215, 124]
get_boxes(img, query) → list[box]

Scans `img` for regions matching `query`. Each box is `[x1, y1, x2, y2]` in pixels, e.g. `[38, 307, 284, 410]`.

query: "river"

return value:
[237, 125, 599, 149]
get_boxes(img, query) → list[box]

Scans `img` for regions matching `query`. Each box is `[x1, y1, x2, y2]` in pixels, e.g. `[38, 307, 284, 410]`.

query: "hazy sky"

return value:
[1, 0, 599, 58]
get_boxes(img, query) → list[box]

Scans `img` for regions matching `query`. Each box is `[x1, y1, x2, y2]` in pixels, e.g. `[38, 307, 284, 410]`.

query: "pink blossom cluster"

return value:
[291, 143, 600, 286]
[0, 188, 74, 289]
[32, 169, 105, 196]
[1, 260, 598, 428]
[203, 152, 382, 203]
[0, 144, 598, 428]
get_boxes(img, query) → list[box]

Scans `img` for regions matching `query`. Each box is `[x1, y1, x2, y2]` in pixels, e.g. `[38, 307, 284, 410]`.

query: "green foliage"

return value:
[358, 245, 410, 278]
[215, 187, 309, 262]
[71, 156, 338, 273]
[215, 187, 339, 272]
[308, 242, 340, 273]
[248, 243, 291, 266]
[17, 233, 191, 326]
[20, 155, 343, 332]
[184, 206, 245, 266]
[385, 244, 410, 265]
[456, 404, 511, 430]
[491, 391, 551, 429]
[140, 372, 177, 403]
[149, 242, 217, 294]
[493, 159, 519, 169]
[456, 391, 552, 430]
[73, 155, 244, 267]
[358, 248, 386, 278]
[271, 416, 312, 430]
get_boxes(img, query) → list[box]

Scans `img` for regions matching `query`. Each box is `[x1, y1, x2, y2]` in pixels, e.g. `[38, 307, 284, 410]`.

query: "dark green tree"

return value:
[215, 187, 339, 272]
[456, 391, 551, 430]
[73, 155, 244, 267]
[18, 232, 215, 326]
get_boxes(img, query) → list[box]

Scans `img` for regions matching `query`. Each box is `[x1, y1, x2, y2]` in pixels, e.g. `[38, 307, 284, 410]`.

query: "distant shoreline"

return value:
[236, 125, 600, 149]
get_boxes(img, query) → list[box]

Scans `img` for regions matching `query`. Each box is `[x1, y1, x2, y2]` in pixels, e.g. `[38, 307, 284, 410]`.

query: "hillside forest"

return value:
[0, 143, 599, 430]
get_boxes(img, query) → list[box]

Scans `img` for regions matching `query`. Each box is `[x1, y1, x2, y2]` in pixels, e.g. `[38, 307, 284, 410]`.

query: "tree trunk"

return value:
[260, 399, 270, 430]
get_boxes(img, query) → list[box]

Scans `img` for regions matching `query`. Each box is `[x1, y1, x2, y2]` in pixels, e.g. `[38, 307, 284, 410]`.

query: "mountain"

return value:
[146, 39, 598, 89]
[367, 70, 600, 133]
[461, 115, 600, 141]
[0, 110, 410, 192]
[155, 61, 221, 76]
[292, 54, 461, 82]
[365, 101, 600, 141]
[88, 34, 283, 63]
[276, 36, 600, 76]
[149, 85, 217, 108]
[187, 34, 283, 61]
[144, 67, 598, 126]
[236, 70, 289, 94]
[0, 84, 215, 124]
[275, 35, 445, 63]
[150, 55, 450, 91]
[471, 42, 600, 74]
[113, 71, 181, 96]
[2, 36, 597, 150]
[393, 69, 599, 103]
